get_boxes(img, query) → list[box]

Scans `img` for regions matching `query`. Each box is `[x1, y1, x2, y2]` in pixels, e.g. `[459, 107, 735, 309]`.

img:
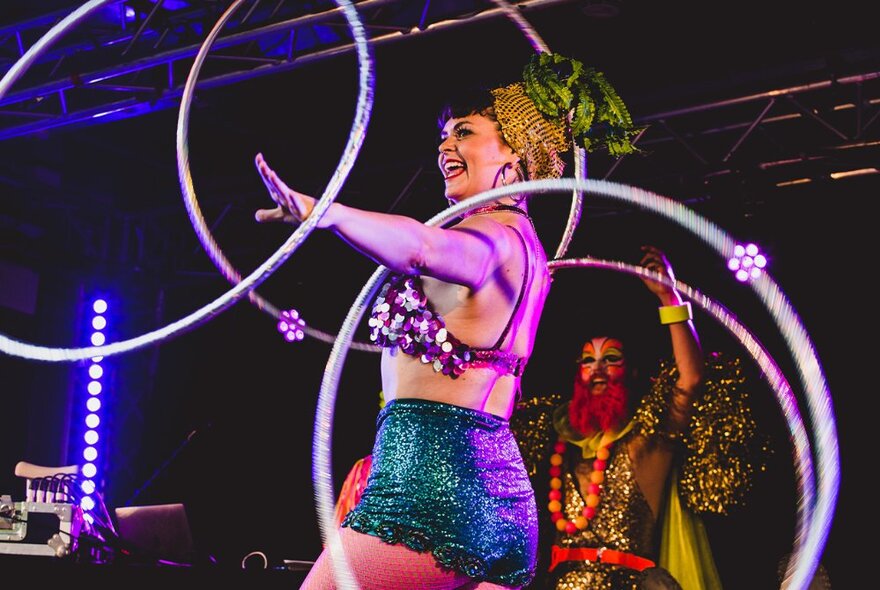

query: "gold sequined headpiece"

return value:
[491, 82, 569, 180]
[490, 52, 640, 180]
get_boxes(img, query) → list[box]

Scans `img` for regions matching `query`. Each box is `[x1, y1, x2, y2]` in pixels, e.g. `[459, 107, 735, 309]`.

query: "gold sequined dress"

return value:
[552, 435, 667, 590]
[511, 353, 766, 590]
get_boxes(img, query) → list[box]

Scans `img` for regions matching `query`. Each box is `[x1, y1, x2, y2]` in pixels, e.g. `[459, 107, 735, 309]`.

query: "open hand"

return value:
[253, 152, 315, 225]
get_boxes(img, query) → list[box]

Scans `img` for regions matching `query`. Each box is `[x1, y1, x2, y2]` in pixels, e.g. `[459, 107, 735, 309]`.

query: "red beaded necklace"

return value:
[547, 432, 614, 534]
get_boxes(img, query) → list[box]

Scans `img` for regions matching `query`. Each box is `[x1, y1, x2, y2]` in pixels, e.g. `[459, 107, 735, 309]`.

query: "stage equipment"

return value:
[0, 495, 84, 557]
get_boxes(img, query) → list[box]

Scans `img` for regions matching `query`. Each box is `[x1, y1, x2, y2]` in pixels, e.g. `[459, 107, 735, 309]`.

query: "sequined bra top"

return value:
[368, 205, 534, 379]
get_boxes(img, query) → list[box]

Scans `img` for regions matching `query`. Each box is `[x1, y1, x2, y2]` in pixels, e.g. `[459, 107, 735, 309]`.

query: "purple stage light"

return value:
[729, 242, 768, 282]
[72, 295, 112, 522]
[151, 0, 191, 10]
[278, 309, 306, 343]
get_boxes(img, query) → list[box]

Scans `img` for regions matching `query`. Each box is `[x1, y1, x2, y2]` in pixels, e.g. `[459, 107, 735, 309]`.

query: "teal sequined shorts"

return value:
[342, 398, 538, 587]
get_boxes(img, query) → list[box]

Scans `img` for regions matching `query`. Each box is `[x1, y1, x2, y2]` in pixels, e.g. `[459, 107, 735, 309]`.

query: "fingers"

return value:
[255, 153, 301, 221]
[255, 153, 274, 191]
[254, 206, 286, 223]
[253, 152, 316, 227]
[639, 245, 674, 296]
[254, 153, 290, 222]
[639, 245, 668, 268]
[255, 153, 284, 206]
[263, 166, 289, 196]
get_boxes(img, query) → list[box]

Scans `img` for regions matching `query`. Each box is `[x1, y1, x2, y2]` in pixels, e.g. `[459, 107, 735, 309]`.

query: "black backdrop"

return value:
[2, 1, 873, 587]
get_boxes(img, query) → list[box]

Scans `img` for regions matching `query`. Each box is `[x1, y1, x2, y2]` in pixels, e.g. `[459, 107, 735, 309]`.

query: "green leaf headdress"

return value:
[491, 52, 640, 180]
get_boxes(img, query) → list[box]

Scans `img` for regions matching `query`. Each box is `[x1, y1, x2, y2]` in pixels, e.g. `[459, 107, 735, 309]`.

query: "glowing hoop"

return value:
[0, 0, 374, 364]
[313, 178, 837, 590]
[549, 257, 817, 589]
[177, 0, 584, 352]
[175, 0, 378, 351]
[0, 6, 836, 589]
[178, 2, 373, 585]
[487, 0, 587, 260]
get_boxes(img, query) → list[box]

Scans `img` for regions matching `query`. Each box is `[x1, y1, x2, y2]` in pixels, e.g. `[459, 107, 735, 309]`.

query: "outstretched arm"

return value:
[639, 245, 703, 434]
[254, 153, 519, 290]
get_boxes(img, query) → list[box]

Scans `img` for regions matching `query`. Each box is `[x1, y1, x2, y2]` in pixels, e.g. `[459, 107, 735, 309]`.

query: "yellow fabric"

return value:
[660, 470, 723, 590]
[552, 403, 634, 459]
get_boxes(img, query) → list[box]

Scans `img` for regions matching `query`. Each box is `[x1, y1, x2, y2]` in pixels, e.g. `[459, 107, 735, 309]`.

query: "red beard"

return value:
[569, 377, 629, 436]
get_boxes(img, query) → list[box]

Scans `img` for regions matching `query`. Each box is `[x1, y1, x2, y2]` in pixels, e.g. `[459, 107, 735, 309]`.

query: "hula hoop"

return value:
[313, 178, 837, 590]
[0, 0, 375, 362]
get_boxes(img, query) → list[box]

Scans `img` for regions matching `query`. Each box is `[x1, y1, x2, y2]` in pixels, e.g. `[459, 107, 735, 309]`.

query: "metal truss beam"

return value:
[0, 0, 571, 141]
[607, 70, 880, 189]
[2, 1, 878, 273]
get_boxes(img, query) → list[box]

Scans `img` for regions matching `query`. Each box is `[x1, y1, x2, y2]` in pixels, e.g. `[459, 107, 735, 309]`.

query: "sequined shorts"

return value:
[342, 398, 538, 587]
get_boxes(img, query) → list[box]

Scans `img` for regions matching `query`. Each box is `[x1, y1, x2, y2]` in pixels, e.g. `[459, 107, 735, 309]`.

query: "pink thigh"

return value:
[299, 528, 518, 590]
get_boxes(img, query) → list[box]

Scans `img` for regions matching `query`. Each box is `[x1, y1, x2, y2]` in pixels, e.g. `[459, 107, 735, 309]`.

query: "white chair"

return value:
[14, 461, 79, 503]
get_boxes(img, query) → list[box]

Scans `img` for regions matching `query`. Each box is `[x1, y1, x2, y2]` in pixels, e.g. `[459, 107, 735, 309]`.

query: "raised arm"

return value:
[639, 245, 703, 433]
[254, 153, 519, 290]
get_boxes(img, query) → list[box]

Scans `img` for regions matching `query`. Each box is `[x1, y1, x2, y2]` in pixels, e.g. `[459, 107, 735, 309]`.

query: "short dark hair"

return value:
[437, 86, 497, 131]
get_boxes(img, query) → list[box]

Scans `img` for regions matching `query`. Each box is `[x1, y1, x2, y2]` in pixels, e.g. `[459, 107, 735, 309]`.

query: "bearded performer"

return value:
[513, 245, 764, 590]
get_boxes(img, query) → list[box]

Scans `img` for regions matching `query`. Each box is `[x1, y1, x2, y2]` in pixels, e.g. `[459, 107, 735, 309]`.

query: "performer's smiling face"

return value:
[438, 112, 517, 202]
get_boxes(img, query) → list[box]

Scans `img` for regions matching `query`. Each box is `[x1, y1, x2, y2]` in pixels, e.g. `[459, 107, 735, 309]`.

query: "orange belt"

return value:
[549, 545, 655, 573]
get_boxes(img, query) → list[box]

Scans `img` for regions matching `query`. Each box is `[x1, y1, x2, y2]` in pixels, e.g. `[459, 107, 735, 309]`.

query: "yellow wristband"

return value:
[658, 302, 692, 325]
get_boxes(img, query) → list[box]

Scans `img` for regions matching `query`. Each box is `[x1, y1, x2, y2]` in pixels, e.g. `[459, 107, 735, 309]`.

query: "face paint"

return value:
[570, 337, 629, 434]
[576, 337, 626, 395]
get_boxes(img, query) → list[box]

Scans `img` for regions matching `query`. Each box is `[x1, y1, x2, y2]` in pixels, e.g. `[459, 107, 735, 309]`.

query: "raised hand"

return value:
[638, 245, 677, 302]
[253, 152, 316, 225]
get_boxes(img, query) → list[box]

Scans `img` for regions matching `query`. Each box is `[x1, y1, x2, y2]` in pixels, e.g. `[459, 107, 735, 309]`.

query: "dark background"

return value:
[1, 1, 875, 587]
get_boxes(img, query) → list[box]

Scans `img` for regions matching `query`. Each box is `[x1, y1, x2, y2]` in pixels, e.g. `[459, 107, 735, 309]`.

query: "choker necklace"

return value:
[461, 203, 528, 219]
[547, 432, 614, 534]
